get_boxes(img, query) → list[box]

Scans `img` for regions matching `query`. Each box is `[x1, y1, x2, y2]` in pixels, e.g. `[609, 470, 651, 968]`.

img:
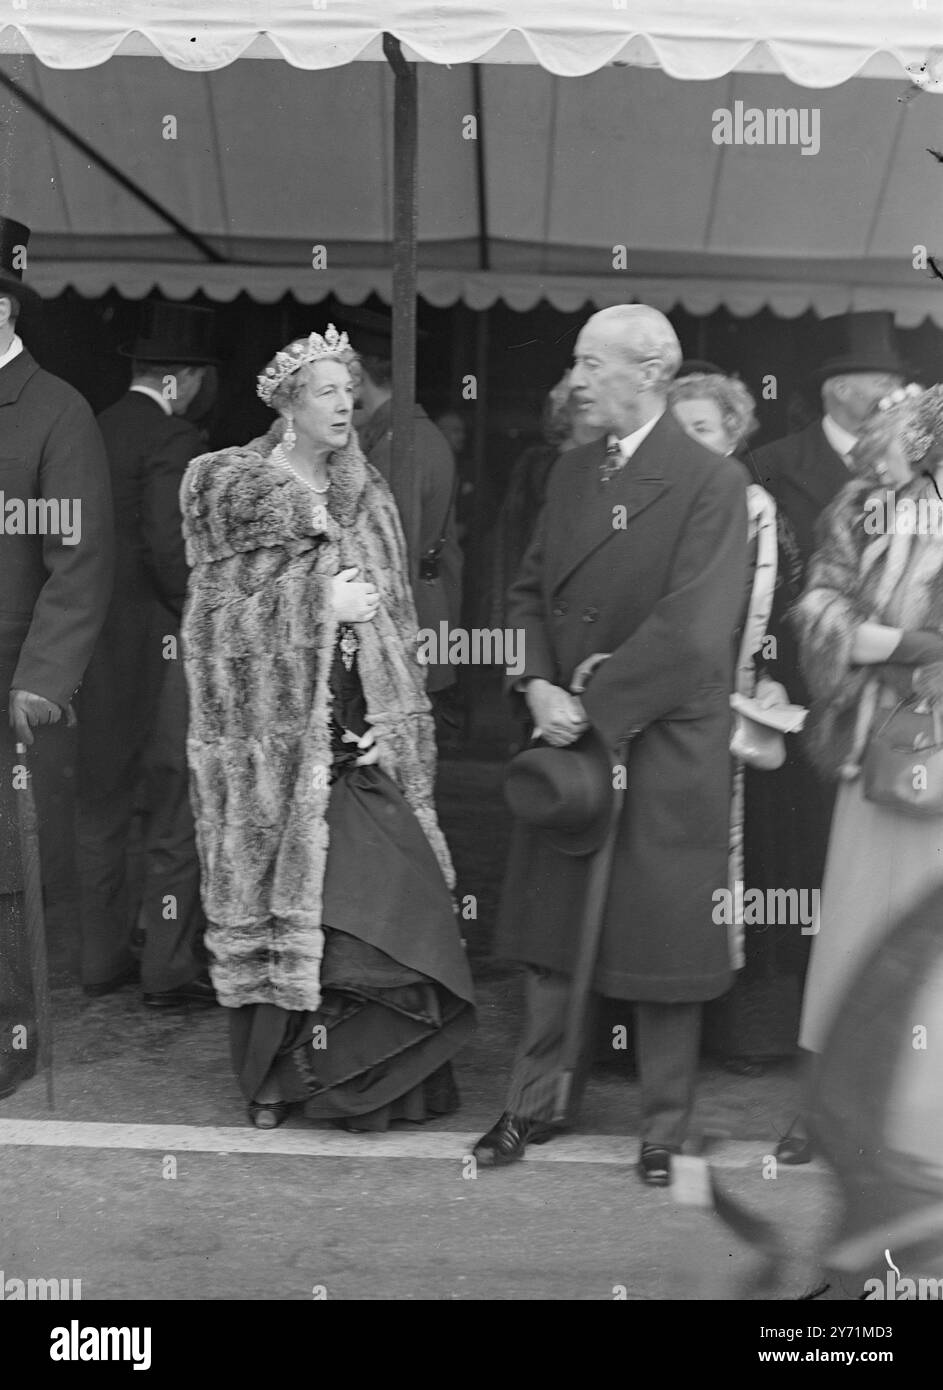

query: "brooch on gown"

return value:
[339, 624, 359, 671]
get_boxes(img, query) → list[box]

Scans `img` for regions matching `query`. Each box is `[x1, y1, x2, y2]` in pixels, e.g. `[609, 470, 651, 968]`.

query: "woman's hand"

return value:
[753, 676, 790, 710]
[331, 567, 380, 623]
[341, 726, 380, 766]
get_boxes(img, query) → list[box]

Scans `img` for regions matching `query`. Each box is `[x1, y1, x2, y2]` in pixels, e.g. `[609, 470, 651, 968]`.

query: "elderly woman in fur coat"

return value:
[179, 326, 475, 1130]
[794, 384, 943, 1062]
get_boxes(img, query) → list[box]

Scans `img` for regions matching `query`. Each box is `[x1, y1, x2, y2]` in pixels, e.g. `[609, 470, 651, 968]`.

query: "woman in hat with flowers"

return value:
[179, 326, 474, 1130]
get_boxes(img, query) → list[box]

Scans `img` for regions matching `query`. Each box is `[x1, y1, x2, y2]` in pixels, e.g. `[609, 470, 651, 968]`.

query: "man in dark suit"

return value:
[741, 313, 905, 1135]
[473, 304, 748, 1187]
[340, 309, 464, 737]
[0, 216, 114, 1098]
[75, 301, 217, 1007]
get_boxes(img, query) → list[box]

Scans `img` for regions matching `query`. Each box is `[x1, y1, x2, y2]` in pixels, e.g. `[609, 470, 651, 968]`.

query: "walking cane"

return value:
[14, 741, 54, 1109]
[552, 733, 630, 1125]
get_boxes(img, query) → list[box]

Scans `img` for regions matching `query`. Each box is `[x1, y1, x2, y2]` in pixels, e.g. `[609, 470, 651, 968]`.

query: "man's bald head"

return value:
[570, 304, 682, 436]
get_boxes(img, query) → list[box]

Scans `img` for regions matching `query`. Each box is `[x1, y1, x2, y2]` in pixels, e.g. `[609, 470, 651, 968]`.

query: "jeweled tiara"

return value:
[256, 324, 351, 405]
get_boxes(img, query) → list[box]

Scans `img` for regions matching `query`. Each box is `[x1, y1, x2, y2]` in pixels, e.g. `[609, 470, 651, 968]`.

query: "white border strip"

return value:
[0, 1119, 806, 1169]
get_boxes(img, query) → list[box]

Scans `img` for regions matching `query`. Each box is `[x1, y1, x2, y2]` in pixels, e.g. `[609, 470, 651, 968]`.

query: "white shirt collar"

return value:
[821, 413, 858, 464]
[611, 409, 664, 460]
[130, 383, 174, 417]
[0, 333, 24, 373]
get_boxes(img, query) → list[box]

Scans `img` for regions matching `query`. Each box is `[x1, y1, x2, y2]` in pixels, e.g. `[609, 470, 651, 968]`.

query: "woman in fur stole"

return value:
[179, 326, 475, 1130]
[794, 383, 943, 1059]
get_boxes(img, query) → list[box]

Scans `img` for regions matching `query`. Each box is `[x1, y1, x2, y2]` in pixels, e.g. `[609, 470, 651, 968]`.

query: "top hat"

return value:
[0, 215, 41, 311]
[812, 311, 907, 386]
[120, 301, 219, 364]
[334, 304, 430, 359]
[504, 727, 615, 857]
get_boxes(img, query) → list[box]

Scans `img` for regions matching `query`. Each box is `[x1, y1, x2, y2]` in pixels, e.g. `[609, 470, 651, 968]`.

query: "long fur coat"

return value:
[795, 471, 943, 782]
[179, 424, 454, 1011]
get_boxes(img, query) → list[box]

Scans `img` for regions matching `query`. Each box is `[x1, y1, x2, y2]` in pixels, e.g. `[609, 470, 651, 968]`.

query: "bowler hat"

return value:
[812, 311, 907, 386]
[504, 727, 615, 857]
[120, 300, 219, 363]
[0, 215, 41, 311]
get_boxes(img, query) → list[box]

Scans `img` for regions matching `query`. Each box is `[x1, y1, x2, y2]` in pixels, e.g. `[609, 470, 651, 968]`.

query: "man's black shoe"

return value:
[83, 961, 139, 999]
[0, 1051, 37, 1101]
[472, 1111, 566, 1167]
[638, 1143, 679, 1187]
[142, 974, 217, 1009]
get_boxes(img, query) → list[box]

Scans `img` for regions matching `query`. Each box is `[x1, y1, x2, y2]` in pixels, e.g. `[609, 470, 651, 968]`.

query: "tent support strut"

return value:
[0, 69, 225, 264]
[382, 33, 420, 590]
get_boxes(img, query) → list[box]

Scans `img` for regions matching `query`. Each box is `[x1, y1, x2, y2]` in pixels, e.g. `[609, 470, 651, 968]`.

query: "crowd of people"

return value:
[1, 211, 941, 1252]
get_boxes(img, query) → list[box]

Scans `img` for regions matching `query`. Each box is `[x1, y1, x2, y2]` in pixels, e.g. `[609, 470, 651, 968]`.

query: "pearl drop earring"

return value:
[283, 413, 297, 452]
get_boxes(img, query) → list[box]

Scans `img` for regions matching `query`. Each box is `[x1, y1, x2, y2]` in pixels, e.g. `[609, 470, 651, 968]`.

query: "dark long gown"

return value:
[229, 635, 476, 1129]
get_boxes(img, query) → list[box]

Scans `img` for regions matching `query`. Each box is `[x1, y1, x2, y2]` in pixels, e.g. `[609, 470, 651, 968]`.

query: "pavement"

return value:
[0, 755, 840, 1301]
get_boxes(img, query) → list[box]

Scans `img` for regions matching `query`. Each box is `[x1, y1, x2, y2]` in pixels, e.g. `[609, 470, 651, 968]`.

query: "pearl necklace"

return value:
[271, 442, 330, 494]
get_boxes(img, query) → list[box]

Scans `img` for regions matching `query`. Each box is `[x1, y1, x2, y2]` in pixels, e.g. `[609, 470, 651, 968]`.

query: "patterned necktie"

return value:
[599, 436, 626, 485]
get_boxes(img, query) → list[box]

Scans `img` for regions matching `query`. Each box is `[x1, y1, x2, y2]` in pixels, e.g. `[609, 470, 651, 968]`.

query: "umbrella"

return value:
[551, 741, 628, 1124]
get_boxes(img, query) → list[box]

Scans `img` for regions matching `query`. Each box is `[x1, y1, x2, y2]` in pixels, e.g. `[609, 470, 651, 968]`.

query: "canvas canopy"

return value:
[0, 1, 937, 82]
[0, 2, 940, 322]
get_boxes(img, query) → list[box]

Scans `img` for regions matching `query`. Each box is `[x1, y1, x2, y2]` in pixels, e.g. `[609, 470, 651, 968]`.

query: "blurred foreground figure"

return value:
[809, 882, 943, 1299]
[0, 216, 113, 1097]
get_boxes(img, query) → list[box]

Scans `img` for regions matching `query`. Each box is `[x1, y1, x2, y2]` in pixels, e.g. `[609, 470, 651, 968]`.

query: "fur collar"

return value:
[181, 421, 372, 565]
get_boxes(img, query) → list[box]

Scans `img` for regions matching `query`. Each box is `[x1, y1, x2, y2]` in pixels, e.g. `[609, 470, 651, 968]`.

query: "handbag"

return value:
[862, 698, 943, 817]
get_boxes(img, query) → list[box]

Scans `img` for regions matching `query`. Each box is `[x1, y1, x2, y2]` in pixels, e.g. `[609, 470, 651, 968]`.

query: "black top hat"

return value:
[812, 311, 907, 386]
[0, 215, 41, 311]
[504, 727, 615, 857]
[120, 300, 219, 364]
[334, 304, 429, 359]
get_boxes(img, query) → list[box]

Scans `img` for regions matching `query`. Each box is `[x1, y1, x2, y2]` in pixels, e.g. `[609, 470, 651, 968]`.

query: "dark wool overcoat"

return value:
[494, 412, 748, 1002]
[76, 391, 204, 800]
[0, 350, 113, 893]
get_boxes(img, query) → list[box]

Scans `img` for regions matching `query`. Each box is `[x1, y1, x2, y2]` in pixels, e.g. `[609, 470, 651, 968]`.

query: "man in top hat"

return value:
[0, 216, 114, 1099]
[473, 304, 748, 1186]
[339, 307, 464, 734]
[74, 300, 217, 1007]
[739, 312, 906, 1131]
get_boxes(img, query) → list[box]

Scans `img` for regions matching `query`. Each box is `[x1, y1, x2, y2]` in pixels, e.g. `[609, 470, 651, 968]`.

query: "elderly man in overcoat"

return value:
[0, 215, 114, 1098]
[473, 304, 748, 1186]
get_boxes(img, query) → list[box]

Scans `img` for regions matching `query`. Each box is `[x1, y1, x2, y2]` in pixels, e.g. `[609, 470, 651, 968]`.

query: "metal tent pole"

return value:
[382, 34, 420, 590]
